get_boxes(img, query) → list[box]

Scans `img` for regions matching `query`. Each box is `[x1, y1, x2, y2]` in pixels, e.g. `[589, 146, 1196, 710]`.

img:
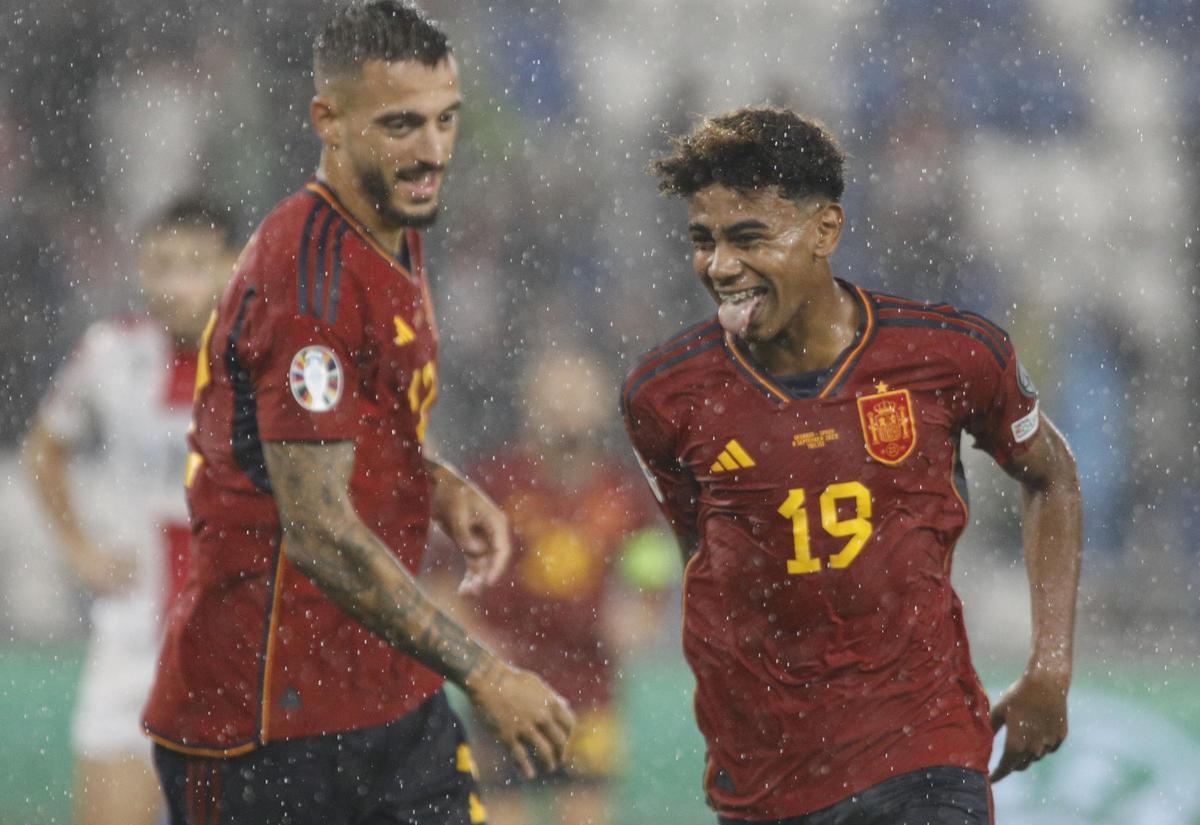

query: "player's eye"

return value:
[438, 111, 457, 126]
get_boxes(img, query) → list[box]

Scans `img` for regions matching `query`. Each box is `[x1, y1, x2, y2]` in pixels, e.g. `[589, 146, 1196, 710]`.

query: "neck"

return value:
[748, 275, 858, 375]
[317, 151, 407, 257]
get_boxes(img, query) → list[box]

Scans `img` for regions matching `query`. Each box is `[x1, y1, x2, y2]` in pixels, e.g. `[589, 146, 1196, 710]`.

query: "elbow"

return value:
[1049, 435, 1082, 498]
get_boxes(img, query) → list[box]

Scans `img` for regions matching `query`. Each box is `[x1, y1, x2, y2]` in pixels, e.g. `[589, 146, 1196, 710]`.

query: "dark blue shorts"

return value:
[718, 766, 991, 825]
[154, 691, 485, 825]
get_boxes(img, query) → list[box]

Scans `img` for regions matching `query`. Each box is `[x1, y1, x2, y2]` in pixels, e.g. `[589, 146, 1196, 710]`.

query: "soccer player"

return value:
[24, 197, 238, 825]
[622, 108, 1083, 825]
[437, 348, 671, 825]
[142, 4, 574, 824]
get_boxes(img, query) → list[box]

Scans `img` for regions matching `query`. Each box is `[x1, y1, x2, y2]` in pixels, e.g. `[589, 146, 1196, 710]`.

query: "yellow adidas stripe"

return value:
[726, 439, 756, 468]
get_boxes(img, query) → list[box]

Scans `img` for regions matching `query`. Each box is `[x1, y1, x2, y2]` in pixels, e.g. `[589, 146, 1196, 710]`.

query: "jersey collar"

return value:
[305, 179, 416, 281]
[723, 280, 876, 404]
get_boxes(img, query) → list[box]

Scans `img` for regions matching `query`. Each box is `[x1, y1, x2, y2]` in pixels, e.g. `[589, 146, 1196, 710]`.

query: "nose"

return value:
[707, 242, 742, 283]
[414, 123, 452, 168]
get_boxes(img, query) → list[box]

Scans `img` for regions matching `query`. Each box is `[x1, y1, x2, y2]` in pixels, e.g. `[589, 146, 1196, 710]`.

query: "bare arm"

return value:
[263, 440, 574, 775]
[989, 414, 1083, 781]
[23, 421, 135, 595]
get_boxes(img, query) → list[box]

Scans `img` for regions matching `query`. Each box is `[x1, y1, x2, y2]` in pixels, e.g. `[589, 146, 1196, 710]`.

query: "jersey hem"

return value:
[710, 754, 989, 821]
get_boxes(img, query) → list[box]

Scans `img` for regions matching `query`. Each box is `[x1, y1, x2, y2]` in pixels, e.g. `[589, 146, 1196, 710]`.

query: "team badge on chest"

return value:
[289, 346, 343, 412]
[857, 386, 916, 465]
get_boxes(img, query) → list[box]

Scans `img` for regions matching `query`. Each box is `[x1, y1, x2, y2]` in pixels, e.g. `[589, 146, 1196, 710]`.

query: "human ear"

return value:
[813, 203, 845, 258]
[310, 95, 341, 150]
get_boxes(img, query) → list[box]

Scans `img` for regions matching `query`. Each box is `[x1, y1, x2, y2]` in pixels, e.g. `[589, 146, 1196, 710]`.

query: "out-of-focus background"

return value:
[1, 0, 1197, 822]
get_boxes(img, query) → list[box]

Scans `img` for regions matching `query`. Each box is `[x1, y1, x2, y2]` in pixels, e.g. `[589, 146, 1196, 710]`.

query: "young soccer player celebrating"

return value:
[622, 107, 1082, 825]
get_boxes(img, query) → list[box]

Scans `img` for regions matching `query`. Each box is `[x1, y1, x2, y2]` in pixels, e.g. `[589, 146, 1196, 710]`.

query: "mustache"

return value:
[394, 162, 445, 182]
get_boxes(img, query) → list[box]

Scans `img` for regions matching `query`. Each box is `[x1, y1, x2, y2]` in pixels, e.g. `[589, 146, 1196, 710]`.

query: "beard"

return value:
[359, 165, 441, 229]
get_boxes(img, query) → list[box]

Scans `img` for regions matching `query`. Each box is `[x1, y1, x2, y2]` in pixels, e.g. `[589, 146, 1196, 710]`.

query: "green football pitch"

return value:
[5, 646, 1199, 824]
[0, 645, 712, 825]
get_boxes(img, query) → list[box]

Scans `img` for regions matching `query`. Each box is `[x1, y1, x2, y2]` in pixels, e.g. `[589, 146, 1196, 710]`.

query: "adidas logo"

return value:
[393, 316, 416, 346]
[710, 439, 756, 473]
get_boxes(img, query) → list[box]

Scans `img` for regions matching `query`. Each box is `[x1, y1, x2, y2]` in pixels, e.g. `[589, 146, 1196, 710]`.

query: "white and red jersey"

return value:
[39, 315, 197, 615]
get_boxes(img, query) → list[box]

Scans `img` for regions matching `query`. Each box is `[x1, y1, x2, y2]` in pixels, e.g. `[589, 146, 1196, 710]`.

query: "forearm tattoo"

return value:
[264, 441, 490, 686]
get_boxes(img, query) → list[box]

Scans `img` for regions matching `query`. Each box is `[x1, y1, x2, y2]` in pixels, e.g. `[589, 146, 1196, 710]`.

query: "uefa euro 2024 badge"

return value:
[289, 346, 343, 412]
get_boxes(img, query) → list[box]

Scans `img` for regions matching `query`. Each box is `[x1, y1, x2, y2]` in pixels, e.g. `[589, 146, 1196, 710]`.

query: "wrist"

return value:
[1026, 654, 1072, 686]
[461, 653, 504, 696]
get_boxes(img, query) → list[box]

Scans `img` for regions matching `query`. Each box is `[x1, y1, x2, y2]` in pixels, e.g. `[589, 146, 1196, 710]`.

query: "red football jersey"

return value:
[144, 180, 444, 755]
[622, 282, 1041, 820]
[468, 451, 657, 708]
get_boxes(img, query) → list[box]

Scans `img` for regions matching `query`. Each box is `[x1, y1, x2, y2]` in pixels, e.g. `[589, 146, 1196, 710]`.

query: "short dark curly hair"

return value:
[314, 0, 450, 83]
[145, 195, 239, 248]
[652, 107, 847, 203]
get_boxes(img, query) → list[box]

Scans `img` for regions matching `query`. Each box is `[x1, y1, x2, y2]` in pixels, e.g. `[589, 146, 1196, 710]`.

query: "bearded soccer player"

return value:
[621, 108, 1082, 825]
[142, 4, 573, 824]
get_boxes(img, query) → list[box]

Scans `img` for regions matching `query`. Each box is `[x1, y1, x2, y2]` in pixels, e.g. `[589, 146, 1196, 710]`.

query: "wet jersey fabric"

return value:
[469, 451, 657, 709]
[622, 282, 1039, 820]
[144, 181, 444, 755]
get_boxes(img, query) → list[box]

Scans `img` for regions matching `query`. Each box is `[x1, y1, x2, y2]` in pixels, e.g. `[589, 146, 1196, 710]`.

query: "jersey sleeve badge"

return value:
[857, 386, 917, 465]
[289, 346, 343, 412]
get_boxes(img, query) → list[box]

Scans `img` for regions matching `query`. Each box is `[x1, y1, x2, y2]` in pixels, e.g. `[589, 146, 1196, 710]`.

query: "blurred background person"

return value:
[429, 346, 677, 825]
[22, 197, 238, 825]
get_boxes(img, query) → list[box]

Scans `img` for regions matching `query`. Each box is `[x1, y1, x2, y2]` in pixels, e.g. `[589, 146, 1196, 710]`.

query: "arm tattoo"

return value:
[264, 441, 492, 686]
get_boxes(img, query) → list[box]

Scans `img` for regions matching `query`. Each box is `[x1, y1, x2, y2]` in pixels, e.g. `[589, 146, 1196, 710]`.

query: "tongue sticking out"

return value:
[718, 294, 764, 337]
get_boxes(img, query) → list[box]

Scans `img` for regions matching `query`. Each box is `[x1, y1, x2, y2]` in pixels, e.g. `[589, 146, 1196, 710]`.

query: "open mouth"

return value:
[717, 286, 769, 337]
[399, 172, 440, 200]
[720, 286, 768, 305]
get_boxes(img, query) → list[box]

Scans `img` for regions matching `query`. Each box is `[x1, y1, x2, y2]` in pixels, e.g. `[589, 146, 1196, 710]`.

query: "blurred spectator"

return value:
[428, 347, 675, 825]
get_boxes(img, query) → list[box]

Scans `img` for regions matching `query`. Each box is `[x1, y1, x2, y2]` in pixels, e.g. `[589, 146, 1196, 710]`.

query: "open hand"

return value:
[464, 659, 575, 778]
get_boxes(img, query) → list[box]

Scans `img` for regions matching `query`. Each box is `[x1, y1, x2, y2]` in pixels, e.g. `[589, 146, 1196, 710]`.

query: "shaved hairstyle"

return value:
[313, 0, 451, 87]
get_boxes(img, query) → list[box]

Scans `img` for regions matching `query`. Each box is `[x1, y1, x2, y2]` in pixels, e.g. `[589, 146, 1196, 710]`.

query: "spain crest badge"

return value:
[857, 387, 917, 465]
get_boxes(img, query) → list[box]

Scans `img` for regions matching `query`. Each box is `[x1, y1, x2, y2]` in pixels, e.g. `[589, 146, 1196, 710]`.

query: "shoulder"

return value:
[242, 188, 361, 322]
[622, 318, 724, 414]
[867, 289, 1016, 371]
[252, 188, 336, 270]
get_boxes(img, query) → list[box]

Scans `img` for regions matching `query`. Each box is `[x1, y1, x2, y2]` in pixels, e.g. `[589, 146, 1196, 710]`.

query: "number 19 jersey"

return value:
[622, 282, 1040, 821]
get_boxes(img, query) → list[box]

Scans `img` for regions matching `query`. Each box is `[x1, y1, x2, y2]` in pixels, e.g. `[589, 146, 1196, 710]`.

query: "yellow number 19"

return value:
[777, 481, 873, 574]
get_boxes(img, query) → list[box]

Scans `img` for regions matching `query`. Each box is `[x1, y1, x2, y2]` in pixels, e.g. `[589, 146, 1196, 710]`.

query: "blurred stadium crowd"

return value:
[1, 0, 1197, 648]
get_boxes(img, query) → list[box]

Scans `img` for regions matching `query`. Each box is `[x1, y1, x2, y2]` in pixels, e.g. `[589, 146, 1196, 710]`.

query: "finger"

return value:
[550, 698, 576, 733]
[460, 548, 493, 594]
[520, 725, 561, 773]
[989, 700, 1008, 733]
[989, 748, 1020, 783]
[457, 570, 485, 596]
[538, 710, 572, 758]
[482, 517, 512, 585]
[507, 738, 537, 780]
[455, 520, 487, 556]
